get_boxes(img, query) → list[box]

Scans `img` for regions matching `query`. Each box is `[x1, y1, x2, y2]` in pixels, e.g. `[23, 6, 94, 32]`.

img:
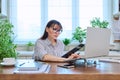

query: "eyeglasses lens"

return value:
[52, 28, 62, 33]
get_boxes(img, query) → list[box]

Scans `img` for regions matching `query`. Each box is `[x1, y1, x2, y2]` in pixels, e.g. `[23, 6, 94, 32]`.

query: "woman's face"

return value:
[46, 24, 62, 40]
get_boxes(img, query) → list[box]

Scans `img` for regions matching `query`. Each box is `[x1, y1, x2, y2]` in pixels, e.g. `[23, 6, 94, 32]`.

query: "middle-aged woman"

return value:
[33, 20, 80, 62]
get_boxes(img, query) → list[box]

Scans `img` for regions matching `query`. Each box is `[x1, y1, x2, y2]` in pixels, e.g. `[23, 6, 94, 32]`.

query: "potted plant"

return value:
[63, 38, 71, 46]
[62, 38, 71, 51]
[90, 17, 109, 28]
[0, 19, 17, 60]
[72, 27, 86, 43]
[26, 41, 34, 51]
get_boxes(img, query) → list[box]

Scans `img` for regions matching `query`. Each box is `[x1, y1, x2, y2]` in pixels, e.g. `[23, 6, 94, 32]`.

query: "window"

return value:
[7, 0, 113, 44]
[48, 0, 73, 39]
[79, 0, 103, 29]
[16, 0, 41, 43]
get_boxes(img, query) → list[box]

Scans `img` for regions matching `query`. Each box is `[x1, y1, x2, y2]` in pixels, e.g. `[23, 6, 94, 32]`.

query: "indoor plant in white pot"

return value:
[26, 41, 34, 51]
[62, 38, 71, 51]
[0, 19, 17, 60]
[90, 17, 109, 28]
[72, 27, 86, 43]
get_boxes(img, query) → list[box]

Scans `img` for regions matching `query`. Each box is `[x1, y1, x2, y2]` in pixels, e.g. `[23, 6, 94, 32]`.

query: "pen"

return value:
[19, 62, 25, 66]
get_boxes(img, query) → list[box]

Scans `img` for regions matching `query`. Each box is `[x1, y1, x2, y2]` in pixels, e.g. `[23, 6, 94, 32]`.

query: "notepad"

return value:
[17, 62, 39, 71]
[14, 61, 51, 74]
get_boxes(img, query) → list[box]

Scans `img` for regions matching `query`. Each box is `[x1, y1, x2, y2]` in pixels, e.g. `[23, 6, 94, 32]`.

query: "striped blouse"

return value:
[33, 38, 65, 60]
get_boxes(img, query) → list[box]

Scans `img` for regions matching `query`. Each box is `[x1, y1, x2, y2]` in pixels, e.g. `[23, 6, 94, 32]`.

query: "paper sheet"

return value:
[14, 61, 51, 74]
[112, 19, 120, 40]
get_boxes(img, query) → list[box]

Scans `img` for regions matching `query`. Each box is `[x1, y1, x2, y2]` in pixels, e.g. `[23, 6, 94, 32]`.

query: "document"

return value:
[17, 62, 39, 71]
[14, 60, 50, 74]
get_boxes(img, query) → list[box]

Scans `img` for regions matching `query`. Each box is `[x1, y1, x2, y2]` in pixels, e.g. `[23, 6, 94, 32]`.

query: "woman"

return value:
[33, 20, 80, 62]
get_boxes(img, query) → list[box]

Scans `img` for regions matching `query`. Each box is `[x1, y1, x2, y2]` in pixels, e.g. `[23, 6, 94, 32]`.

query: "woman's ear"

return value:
[46, 27, 49, 32]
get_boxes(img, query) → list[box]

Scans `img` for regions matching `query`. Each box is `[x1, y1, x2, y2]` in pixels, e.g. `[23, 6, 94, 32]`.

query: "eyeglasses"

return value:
[52, 28, 63, 33]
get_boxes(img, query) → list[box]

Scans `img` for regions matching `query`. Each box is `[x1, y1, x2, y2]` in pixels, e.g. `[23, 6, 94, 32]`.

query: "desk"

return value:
[114, 40, 120, 42]
[0, 61, 120, 80]
[0, 51, 120, 80]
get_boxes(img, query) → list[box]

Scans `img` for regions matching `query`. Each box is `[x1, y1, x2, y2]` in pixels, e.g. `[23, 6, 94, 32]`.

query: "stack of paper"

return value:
[17, 62, 39, 71]
[14, 61, 50, 74]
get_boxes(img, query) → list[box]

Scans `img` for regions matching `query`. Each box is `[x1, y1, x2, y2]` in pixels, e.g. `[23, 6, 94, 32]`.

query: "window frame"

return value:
[2, 0, 117, 44]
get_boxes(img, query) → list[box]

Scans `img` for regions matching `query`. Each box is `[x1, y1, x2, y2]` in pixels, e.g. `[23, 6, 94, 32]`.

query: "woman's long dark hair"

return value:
[41, 20, 63, 40]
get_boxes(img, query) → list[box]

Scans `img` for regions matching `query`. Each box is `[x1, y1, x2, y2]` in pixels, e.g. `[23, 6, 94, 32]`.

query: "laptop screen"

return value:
[83, 27, 111, 58]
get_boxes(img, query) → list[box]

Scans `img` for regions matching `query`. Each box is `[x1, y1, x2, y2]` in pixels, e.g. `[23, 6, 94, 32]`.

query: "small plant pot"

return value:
[26, 46, 33, 51]
[64, 45, 70, 51]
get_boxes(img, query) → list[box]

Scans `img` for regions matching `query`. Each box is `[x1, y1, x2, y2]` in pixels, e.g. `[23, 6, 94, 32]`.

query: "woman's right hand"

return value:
[68, 53, 80, 59]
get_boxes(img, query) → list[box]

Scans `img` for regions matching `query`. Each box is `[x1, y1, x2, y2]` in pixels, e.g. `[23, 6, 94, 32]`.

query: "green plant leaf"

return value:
[90, 17, 109, 28]
[62, 38, 71, 46]
[72, 27, 86, 43]
[0, 19, 17, 60]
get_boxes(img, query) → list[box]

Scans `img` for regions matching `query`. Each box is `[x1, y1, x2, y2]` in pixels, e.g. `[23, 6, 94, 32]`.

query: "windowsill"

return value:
[16, 42, 120, 59]
[17, 50, 120, 59]
[17, 51, 34, 59]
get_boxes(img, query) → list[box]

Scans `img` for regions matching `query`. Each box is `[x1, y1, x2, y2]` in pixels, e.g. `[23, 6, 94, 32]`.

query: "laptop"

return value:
[64, 27, 111, 63]
[81, 27, 111, 58]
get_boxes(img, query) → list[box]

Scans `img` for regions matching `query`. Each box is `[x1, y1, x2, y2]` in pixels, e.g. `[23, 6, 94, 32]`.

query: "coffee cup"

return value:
[3, 58, 16, 64]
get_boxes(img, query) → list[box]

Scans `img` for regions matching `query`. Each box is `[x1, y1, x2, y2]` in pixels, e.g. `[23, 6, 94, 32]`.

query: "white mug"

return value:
[3, 58, 16, 64]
